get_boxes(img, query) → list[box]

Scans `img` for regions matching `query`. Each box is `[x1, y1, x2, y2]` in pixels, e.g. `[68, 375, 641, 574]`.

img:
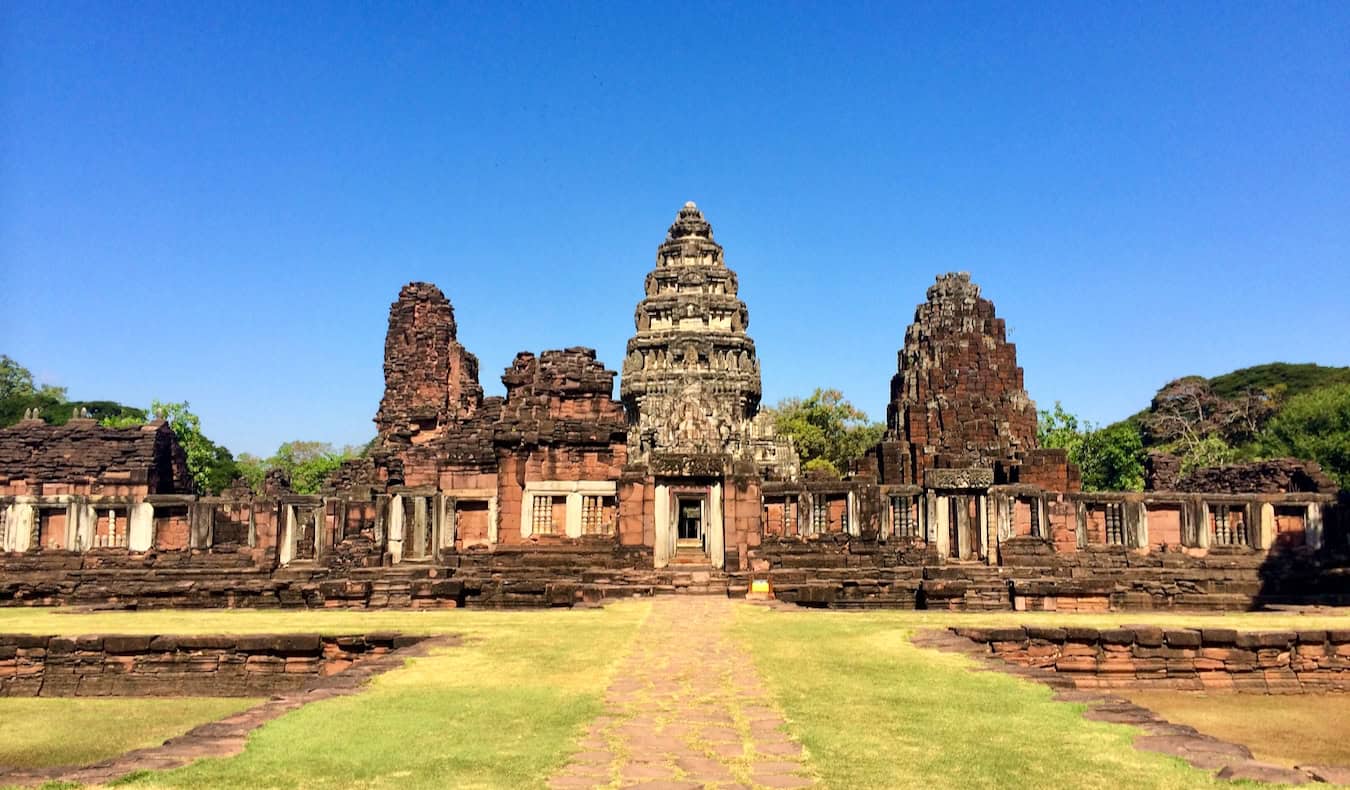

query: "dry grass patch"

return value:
[1124, 691, 1350, 768]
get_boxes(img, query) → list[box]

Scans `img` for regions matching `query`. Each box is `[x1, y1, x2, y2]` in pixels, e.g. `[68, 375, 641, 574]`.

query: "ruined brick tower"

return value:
[881, 272, 1038, 483]
[375, 282, 484, 440]
[620, 202, 764, 464]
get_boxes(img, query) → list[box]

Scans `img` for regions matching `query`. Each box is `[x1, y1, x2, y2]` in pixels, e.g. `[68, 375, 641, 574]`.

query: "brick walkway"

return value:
[548, 597, 813, 790]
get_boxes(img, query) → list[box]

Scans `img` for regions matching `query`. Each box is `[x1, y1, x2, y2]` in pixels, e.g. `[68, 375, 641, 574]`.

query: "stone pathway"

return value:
[549, 597, 814, 790]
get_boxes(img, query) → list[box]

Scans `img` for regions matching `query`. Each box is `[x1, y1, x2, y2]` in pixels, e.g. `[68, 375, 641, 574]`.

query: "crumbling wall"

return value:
[1175, 458, 1339, 495]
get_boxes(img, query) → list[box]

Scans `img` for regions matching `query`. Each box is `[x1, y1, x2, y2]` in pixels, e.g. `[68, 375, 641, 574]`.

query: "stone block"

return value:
[1200, 628, 1238, 646]
[1163, 630, 1201, 648]
[103, 636, 153, 654]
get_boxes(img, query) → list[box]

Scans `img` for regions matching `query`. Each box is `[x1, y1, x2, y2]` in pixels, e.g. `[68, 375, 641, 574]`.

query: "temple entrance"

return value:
[677, 498, 703, 546]
[654, 480, 726, 570]
[932, 486, 988, 563]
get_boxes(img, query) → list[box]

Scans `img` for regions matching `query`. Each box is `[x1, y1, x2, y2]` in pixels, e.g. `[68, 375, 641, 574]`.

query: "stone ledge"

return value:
[0, 632, 440, 697]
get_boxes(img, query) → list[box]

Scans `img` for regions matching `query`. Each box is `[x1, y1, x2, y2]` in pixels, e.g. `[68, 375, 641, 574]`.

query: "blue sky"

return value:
[2, 2, 1347, 457]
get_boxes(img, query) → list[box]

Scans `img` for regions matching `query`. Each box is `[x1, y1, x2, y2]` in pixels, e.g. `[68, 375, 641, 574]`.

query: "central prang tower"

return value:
[620, 202, 767, 466]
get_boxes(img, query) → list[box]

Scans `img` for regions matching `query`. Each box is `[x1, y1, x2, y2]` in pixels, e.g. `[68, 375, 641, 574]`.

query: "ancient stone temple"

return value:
[0, 201, 1345, 611]
[620, 202, 797, 569]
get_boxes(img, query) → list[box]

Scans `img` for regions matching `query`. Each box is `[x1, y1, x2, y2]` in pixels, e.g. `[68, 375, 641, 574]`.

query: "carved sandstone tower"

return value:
[620, 202, 763, 463]
[619, 202, 795, 571]
[881, 272, 1038, 484]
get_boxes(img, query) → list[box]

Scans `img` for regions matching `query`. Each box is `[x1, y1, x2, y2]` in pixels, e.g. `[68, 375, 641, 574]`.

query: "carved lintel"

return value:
[924, 467, 994, 490]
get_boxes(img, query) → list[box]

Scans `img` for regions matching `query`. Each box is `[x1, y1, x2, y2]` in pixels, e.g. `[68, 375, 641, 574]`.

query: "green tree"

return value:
[1038, 402, 1086, 455]
[145, 401, 238, 495]
[1258, 383, 1350, 488]
[1037, 404, 1145, 491]
[270, 441, 350, 494]
[234, 453, 269, 491]
[1077, 421, 1146, 491]
[0, 355, 74, 426]
[766, 389, 884, 478]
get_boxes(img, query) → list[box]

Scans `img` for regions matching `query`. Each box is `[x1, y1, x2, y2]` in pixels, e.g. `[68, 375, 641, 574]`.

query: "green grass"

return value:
[1123, 691, 1350, 768]
[1, 602, 651, 790]
[730, 606, 1334, 789]
[0, 697, 258, 771]
[1, 604, 1345, 788]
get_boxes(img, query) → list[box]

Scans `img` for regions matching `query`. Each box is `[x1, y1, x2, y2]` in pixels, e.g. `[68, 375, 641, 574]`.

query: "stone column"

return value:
[1307, 503, 1323, 551]
[440, 496, 457, 550]
[653, 484, 671, 568]
[846, 492, 860, 537]
[955, 495, 971, 560]
[1135, 501, 1150, 552]
[77, 504, 97, 552]
[387, 495, 405, 563]
[564, 491, 583, 538]
[1258, 502, 1275, 550]
[411, 496, 429, 559]
[279, 505, 296, 565]
[707, 482, 725, 570]
[487, 495, 499, 546]
[994, 495, 1012, 544]
[933, 495, 950, 559]
[128, 502, 154, 552]
[976, 494, 995, 565]
[1074, 500, 1088, 550]
[6, 503, 34, 552]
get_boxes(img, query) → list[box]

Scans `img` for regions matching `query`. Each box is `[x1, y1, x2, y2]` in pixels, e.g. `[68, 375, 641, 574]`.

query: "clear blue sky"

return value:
[3, 2, 1347, 457]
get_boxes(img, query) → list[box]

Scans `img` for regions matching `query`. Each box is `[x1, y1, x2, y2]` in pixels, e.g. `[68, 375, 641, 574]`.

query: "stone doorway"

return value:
[677, 497, 703, 546]
[931, 489, 988, 562]
[654, 480, 725, 570]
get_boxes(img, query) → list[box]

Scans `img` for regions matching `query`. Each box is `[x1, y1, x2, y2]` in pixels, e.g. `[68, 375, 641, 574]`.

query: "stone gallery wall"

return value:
[0, 632, 424, 696]
[952, 625, 1350, 693]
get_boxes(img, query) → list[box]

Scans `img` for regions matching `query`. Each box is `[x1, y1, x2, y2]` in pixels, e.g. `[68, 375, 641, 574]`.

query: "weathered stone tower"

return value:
[620, 202, 764, 464]
[375, 282, 484, 439]
[881, 272, 1038, 484]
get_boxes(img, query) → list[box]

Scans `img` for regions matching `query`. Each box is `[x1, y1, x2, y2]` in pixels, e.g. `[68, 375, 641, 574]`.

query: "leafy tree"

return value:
[234, 453, 269, 491]
[1037, 404, 1145, 491]
[131, 401, 238, 495]
[1038, 402, 1085, 455]
[0, 355, 67, 401]
[0, 355, 75, 426]
[766, 389, 884, 478]
[1077, 421, 1146, 491]
[271, 441, 350, 494]
[234, 441, 364, 494]
[1258, 383, 1350, 488]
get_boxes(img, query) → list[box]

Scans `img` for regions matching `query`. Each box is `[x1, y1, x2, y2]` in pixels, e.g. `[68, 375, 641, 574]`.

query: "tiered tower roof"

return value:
[620, 202, 764, 461]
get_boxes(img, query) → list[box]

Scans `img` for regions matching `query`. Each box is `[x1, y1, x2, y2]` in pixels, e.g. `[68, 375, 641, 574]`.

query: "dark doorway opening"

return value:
[677, 498, 703, 545]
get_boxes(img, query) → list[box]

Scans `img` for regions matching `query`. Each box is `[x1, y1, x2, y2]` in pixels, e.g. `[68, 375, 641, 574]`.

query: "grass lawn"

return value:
[0, 603, 1346, 789]
[1122, 691, 1350, 768]
[1, 602, 651, 790]
[729, 605, 1350, 790]
[0, 697, 258, 771]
